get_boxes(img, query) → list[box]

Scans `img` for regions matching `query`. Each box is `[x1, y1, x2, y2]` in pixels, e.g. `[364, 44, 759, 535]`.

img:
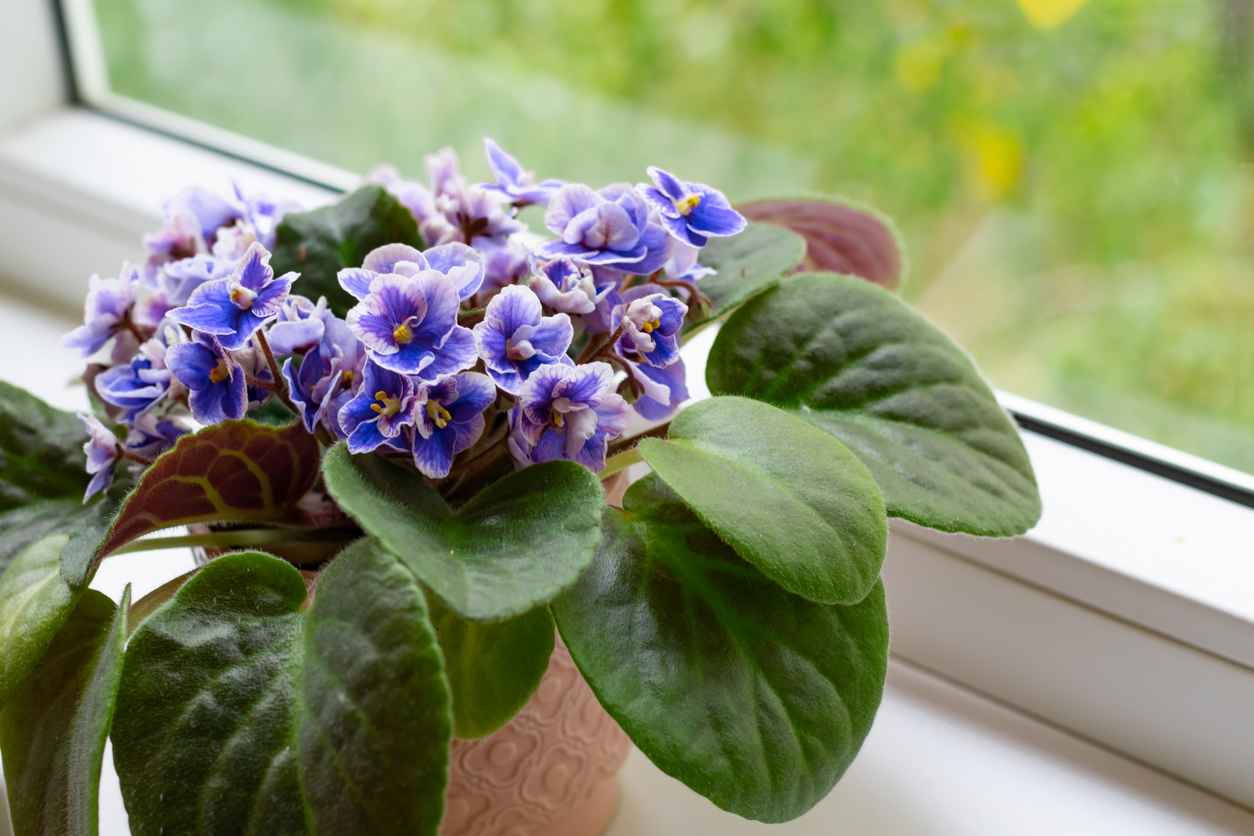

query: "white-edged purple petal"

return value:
[414, 326, 477, 380]
[411, 270, 461, 339]
[338, 268, 378, 301]
[412, 428, 457, 478]
[234, 243, 274, 291]
[250, 273, 295, 319]
[166, 187, 243, 238]
[544, 184, 601, 237]
[646, 167, 687, 202]
[638, 184, 681, 219]
[634, 358, 689, 420]
[363, 243, 429, 274]
[485, 138, 525, 186]
[688, 193, 747, 237]
[424, 242, 485, 300]
[485, 284, 543, 335]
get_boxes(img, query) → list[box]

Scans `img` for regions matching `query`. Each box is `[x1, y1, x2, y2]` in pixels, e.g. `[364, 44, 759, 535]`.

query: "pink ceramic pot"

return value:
[440, 635, 632, 836]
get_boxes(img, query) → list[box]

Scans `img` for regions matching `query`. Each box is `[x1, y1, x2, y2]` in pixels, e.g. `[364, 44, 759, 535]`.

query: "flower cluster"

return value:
[66, 141, 745, 500]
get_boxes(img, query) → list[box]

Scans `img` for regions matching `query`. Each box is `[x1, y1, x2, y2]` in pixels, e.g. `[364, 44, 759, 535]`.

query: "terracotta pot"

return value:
[441, 634, 632, 836]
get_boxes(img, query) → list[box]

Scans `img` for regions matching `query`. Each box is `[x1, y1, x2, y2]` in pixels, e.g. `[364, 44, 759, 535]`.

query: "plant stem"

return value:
[606, 421, 670, 456]
[656, 279, 711, 309]
[255, 331, 301, 416]
[599, 447, 642, 479]
[117, 448, 153, 466]
[108, 526, 358, 556]
[577, 323, 625, 365]
[458, 305, 487, 328]
[245, 374, 277, 391]
[575, 332, 608, 364]
[123, 318, 147, 344]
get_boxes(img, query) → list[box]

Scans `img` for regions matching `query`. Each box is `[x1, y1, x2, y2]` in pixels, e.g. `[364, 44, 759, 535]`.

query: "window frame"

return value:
[5, 0, 1254, 812]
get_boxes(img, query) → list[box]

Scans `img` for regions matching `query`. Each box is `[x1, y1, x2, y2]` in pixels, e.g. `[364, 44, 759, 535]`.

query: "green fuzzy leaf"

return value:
[687, 222, 806, 331]
[0, 586, 128, 836]
[426, 593, 554, 739]
[322, 446, 604, 621]
[0, 382, 116, 581]
[0, 499, 100, 583]
[94, 419, 322, 563]
[639, 396, 886, 605]
[112, 543, 452, 836]
[271, 185, 425, 317]
[0, 536, 80, 711]
[708, 273, 1042, 537]
[250, 397, 299, 427]
[0, 381, 91, 513]
[552, 475, 889, 823]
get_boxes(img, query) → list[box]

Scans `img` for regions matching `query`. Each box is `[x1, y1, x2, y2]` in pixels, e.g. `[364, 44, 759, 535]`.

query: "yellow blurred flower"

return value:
[1015, 0, 1092, 30]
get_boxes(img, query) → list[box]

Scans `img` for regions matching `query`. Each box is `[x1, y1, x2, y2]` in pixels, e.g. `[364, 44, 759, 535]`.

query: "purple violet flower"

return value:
[339, 243, 485, 303]
[337, 360, 419, 454]
[267, 295, 331, 356]
[231, 183, 301, 251]
[531, 258, 612, 316]
[663, 241, 716, 284]
[369, 150, 524, 250]
[637, 167, 747, 248]
[282, 316, 366, 436]
[345, 270, 478, 380]
[472, 285, 574, 394]
[471, 240, 535, 306]
[78, 414, 120, 502]
[616, 286, 688, 369]
[166, 332, 248, 425]
[168, 242, 296, 351]
[145, 253, 238, 322]
[625, 356, 690, 421]
[508, 361, 630, 473]
[63, 264, 141, 357]
[478, 138, 565, 207]
[142, 187, 244, 280]
[607, 286, 689, 419]
[94, 319, 184, 422]
[124, 413, 188, 463]
[410, 371, 496, 478]
[536, 183, 673, 275]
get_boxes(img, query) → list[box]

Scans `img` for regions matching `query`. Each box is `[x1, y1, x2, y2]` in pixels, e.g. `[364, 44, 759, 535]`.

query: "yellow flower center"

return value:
[370, 390, 402, 416]
[426, 400, 451, 429]
[229, 283, 256, 310]
[550, 408, 565, 429]
[208, 360, 230, 385]
[393, 316, 418, 345]
[341, 369, 354, 387]
[640, 318, 661, 334]
[673, 194, 701, 216]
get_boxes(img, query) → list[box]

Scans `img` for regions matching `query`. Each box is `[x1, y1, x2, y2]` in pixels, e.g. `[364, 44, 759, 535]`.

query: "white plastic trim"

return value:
[0, 0, 65, 133]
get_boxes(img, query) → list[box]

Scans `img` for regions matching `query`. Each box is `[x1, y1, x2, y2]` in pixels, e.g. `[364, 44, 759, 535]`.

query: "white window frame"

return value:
[5, 0, 1254, 812]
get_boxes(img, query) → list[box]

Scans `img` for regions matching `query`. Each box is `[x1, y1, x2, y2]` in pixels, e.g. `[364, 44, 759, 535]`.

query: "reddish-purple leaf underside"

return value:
[737, 198, 906, 289]
[95, 420, 321, 560]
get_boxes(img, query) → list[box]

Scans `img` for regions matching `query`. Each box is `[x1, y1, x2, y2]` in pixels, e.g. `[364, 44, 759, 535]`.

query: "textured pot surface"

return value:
[441, 634, 632, 836]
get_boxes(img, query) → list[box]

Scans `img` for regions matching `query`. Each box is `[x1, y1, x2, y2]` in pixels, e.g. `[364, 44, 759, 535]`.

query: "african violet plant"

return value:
[0, 139, 1041, 834]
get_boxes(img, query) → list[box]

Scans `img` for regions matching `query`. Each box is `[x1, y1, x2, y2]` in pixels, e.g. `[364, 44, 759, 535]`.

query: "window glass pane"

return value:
[93, 0, 1254, 474]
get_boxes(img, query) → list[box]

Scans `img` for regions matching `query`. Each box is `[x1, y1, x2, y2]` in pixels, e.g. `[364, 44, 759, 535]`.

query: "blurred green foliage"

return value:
[96, 0, 1254, 472]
